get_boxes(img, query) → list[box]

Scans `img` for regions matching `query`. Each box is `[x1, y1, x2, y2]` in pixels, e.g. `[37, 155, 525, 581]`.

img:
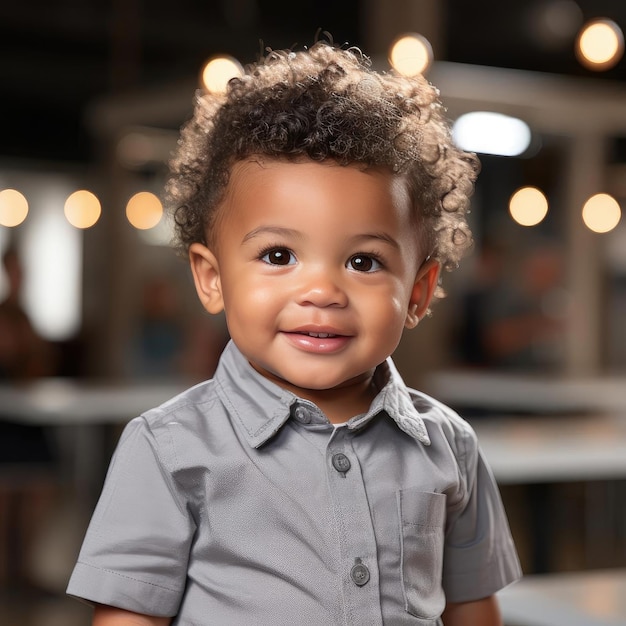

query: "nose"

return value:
[296, 265, 348, 308]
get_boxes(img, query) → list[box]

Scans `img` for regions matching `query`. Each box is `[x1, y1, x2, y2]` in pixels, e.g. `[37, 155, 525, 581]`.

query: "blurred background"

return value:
[1, 1, 626, 624]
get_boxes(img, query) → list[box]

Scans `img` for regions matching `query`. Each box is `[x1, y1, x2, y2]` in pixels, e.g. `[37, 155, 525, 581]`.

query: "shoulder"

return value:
[119, 378, 229, 473]
[141, 378, 221, 428]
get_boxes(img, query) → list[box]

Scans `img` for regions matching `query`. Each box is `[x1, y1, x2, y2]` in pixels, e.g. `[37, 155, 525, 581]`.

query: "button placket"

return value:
[325, 430, 381, 623]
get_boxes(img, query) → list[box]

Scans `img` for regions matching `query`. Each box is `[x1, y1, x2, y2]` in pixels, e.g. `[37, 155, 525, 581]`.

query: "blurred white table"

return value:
[426, 369, 626, 484]
[0, 378, 186, 425]
[472, 412, 626, 484]
[498, 569, 626, 626]
[426, 369, 626, 414]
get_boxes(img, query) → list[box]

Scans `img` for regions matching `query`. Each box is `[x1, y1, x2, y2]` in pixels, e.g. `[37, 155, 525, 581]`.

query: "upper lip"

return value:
[287, 326, 349, 337]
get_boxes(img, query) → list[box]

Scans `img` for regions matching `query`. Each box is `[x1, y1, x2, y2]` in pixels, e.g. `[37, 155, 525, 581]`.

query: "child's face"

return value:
[190, 159, 439, 399]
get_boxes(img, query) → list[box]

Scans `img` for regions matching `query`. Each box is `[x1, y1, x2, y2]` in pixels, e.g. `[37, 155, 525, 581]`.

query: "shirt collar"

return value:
[214, 341, 431, 448]
[350, 358, 431, 445]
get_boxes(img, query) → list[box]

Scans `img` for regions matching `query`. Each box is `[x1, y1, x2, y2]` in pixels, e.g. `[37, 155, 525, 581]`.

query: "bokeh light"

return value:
[201, 55, 244, 93]
[576, 19, 624, 70]
[64, 190, 101, 228]
[126, 191, 163, 230]
[509, 186, 549, 226]
[389, 33, 433, 76]
[0, 189, 29, 227]
[582, 193, 622, 233]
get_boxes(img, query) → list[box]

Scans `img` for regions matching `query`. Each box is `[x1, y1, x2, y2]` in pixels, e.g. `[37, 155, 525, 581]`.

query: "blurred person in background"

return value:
[128, 275, 228, 383]
[455, 240, 566, 372]
[0, 246, 55, 379]
[455, 238, 507, 367]
[480, 242, 566, 371]
[0, 245, 59, 589]
[128, 277, 187, 380]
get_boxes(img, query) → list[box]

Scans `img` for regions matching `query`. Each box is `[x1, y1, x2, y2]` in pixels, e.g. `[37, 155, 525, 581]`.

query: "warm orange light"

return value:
[64, 190, 101, 228]
[582, 193, 621, 233]
[0, 189, 29, 227]
[576, 19, 624, 70]
[201, 56, 244, 93]
[389, 33, 433, 76]
[509, 187, 549, 226]
[126, 192, 163, 230]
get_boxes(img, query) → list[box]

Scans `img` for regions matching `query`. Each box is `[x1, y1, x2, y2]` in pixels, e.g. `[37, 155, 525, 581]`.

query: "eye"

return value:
[347, 254, 382, 272]
[260, 248, 296, 266]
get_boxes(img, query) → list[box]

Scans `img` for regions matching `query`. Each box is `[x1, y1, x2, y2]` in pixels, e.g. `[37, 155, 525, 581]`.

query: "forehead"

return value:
[220, 157, 412, 218]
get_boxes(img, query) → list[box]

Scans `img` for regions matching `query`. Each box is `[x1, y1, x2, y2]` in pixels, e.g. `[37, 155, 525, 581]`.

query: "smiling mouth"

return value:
[284, 329, 350, 353]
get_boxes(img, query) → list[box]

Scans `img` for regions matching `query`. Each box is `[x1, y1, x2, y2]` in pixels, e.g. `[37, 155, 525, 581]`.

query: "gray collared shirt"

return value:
[67, 341, 521, 625]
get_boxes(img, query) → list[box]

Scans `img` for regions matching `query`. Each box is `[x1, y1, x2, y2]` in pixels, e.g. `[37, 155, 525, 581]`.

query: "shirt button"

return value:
[350, 558, 370, 586]
[293, 406, 312, 424]
[332, 453, 351, 473]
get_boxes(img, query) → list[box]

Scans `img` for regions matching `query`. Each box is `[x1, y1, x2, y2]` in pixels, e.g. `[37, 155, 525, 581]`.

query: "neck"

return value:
[294, 372, 378, 424]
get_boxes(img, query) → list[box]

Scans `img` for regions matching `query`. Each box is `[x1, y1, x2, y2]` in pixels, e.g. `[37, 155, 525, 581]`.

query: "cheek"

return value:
[381, 276, 414, 311]
[368, 280, 416, 334]
[364, 289, 408, 328]
[221, 276, 282, 322]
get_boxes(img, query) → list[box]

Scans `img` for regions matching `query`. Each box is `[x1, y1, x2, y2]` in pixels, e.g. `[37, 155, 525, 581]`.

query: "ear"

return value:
[189, 243, 225, 315]
[405, 258, 440, 329]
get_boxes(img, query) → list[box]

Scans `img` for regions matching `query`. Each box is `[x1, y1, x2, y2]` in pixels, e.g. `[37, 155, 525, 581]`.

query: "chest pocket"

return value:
[397, 489, 447, 620]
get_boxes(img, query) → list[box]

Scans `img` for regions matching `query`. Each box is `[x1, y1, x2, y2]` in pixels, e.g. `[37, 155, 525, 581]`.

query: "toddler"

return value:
[68, 41, 521, 625]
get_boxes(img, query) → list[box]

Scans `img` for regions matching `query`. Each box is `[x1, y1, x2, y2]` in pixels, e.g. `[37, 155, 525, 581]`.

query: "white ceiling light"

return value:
[452, 111, 532, 157]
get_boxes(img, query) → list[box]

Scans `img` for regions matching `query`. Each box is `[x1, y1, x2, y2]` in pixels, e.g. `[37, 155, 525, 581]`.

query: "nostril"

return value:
[298, 285, 348, 307]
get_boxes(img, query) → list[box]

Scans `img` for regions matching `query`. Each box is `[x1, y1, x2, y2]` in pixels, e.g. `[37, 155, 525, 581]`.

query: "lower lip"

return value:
[283, 332, 351, 354]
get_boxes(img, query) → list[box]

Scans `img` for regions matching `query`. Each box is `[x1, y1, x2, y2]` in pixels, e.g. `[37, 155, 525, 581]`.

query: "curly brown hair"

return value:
[166, 41, 479, 274]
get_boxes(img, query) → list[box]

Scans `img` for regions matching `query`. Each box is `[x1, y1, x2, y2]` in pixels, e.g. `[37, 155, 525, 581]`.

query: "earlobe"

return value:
[405, 258, 440, 329]
[405, 303, 420, 330]
[189, 243, 225, 314]
[404, 304, 420, 330]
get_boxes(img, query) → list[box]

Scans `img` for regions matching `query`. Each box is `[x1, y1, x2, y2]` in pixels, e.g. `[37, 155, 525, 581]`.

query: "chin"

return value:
[266, 369, 343, 391]
[284, 376, 339, 391]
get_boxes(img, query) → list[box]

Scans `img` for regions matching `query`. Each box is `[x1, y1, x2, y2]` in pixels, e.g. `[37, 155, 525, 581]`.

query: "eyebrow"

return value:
[350, 232, 400, 249]
[241, 226, 303, 243]
[241, 226, 400, 249]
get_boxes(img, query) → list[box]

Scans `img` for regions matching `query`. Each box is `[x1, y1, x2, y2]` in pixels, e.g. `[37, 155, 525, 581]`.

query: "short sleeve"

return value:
[442, 424, 522, 602]
[66, 417, 195, 617]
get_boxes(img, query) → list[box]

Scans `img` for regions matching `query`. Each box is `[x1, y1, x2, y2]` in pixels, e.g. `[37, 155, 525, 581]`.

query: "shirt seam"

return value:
[75, 560, 181, 594]
[138, 416, 191, 519]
